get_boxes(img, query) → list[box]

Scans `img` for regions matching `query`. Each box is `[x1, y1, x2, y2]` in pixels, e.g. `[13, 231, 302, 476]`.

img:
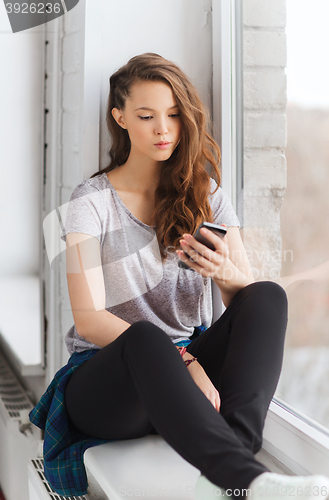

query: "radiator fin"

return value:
[0, 352, 32, 419]
[30, 459, 89, 500]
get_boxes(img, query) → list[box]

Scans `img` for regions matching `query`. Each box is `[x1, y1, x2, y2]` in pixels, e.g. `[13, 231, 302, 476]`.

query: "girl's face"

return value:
[112, 80, 182, 163]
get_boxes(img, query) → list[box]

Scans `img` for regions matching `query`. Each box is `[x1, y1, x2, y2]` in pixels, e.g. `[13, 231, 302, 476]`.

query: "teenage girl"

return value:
[36, 53, 329, 499]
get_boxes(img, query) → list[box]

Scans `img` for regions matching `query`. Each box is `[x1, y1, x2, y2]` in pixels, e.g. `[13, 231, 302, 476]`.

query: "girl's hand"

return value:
[187, 359, 221, 412]
[176, 226, 230, 281]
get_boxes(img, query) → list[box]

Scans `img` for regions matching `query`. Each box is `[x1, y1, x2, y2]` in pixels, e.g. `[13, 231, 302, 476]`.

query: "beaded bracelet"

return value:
[184, 357, 197, 367]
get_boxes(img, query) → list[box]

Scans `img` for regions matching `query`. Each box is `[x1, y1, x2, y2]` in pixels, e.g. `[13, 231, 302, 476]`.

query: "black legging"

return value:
[65, 281, 288, 494]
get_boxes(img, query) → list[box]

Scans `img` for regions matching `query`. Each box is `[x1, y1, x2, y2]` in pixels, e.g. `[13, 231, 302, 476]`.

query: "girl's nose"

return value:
[155, 118, 168, 135]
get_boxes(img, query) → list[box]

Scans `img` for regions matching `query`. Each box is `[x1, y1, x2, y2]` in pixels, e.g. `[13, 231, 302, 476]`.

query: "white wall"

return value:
[0, 3, 44, 276]
[98, 0, 213, 169]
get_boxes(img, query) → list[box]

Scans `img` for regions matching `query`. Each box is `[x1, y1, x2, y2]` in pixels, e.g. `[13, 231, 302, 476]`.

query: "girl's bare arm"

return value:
[66, 232, 131, 347]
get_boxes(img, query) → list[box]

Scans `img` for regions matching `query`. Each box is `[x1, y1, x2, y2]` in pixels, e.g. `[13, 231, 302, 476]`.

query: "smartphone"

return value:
[178, 222, 227, 271]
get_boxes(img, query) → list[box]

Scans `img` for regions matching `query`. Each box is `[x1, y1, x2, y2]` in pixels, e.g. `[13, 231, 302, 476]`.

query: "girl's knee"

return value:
[246, 281, 287, 308]
[124, 320, 171, 346]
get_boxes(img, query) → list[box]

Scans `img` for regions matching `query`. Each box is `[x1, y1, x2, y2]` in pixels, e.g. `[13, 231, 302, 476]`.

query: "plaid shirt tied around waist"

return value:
[29, 349, 110, 497]
[28, 325, 207, 497]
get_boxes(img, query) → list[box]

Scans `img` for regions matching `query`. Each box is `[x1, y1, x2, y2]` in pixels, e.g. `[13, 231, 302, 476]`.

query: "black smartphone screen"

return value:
[178, 222, 227, 271]
[193, 222, 227, 251]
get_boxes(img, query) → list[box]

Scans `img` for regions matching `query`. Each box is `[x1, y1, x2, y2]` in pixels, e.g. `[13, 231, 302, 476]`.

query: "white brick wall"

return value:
[56, 1, 86, 368]
[244, 70, 286, 110]
[243, 0, 286, 28]
[243, 0, 287, 279]
[244, 32, 286, 67]
[244, 152, 286, 197]
[244, 112, 286, 149]
[61, 3, 85, 189]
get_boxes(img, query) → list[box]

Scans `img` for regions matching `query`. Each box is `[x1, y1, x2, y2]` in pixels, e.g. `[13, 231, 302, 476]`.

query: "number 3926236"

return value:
[5, 3, 62, 14]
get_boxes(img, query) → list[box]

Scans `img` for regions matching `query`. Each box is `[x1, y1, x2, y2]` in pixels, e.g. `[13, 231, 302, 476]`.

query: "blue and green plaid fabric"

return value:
[29, 325, 207, 497]
[29, 349, 110, 497]
[175, 325, 208, 347]
[194, 324, 208, 336]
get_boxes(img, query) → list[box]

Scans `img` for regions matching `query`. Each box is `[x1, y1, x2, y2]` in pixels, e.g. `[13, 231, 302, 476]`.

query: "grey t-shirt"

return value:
[61, 173, 240, 354]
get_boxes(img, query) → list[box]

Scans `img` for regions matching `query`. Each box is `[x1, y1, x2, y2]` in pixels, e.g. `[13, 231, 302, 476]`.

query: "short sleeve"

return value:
[60, 180, 105, 243]
[209, 178, 240, 228]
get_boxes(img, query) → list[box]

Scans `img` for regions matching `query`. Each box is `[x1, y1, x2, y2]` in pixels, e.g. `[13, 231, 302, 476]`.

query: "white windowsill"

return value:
[0, 275, 44, 376]
[263, 398, 329, 476]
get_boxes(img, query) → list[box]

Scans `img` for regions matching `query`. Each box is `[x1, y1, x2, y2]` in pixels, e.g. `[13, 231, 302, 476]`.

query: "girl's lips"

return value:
[154, 142, 171, 149]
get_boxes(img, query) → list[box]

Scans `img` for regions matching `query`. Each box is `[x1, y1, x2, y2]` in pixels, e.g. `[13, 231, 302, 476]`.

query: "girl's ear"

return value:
[111, 108, 127, 129]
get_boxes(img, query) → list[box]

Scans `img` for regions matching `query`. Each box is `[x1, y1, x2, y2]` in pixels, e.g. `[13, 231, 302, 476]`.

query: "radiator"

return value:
[0, 351, 106, 500]
[0, 351, 41, 500]
[28, 459, 90, 500]
[28, 457, 109, 500]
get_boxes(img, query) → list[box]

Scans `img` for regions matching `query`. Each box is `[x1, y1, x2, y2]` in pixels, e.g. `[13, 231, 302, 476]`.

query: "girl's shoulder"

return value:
[209, 176, 219, 191]
[208, 177, 227, 204]
[70, 173, 108, 200]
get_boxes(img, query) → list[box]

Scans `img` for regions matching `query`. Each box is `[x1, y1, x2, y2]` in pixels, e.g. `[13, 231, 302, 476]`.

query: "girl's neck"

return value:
[112, 151, 161, 195]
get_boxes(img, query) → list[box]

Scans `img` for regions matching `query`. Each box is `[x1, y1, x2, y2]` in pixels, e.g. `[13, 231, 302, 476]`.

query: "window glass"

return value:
[274, 0, 329, 429]
[240, 0, 329, 430]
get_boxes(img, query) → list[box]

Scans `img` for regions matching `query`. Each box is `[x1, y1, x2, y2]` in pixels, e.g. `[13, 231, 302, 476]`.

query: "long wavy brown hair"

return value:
[91, 53, 221, 262]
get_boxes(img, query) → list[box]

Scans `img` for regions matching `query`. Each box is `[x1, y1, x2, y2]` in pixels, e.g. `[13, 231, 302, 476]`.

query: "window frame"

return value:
[0, 23, 45, 377]
[212, 0, 329, 474]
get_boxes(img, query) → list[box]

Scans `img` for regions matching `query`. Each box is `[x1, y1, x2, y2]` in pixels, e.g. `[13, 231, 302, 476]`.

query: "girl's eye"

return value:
[138, 114, 180, 120]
